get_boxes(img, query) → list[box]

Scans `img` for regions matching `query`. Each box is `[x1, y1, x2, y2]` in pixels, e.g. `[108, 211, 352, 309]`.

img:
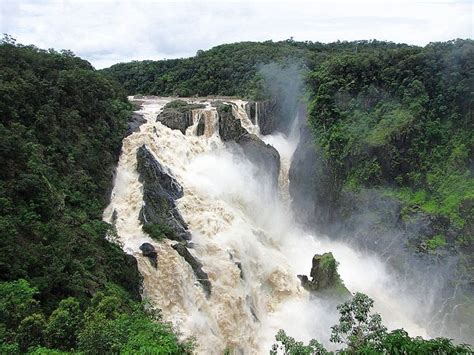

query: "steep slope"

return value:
[290, 38, 474, 342]
[0, 40, 189, 353]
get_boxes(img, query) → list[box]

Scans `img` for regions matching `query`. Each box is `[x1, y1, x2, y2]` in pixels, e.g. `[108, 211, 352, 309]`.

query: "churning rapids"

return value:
[104, 97, 430, 354]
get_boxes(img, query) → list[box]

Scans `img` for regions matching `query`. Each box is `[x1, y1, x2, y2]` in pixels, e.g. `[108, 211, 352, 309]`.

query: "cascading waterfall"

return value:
[104, 96, 431, 354]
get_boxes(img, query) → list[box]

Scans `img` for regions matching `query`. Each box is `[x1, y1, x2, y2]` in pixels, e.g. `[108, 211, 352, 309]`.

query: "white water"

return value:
[104, 97, 430, 354]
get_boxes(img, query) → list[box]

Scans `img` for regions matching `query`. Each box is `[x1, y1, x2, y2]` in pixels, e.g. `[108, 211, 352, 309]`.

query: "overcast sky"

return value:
[1, 0, 472, 69]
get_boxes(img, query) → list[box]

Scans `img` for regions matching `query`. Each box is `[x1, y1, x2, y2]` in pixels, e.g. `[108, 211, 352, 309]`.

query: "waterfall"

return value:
[104, 97, 430, 354]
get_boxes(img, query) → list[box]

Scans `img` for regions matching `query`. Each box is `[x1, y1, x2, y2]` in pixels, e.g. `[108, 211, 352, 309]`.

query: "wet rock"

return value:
[246, 295, 259, 322]
[137, 145, 183, 199]
[235, 261, 243, 279]
[217, 103, 247, 141]
[244, 100, 278, 135]
[217, 103, 280, 187]
[156, 100, 205, 134]
[172, 243, 211, 297]
[136, 145, 191, 242]
[298, 252, 351, 299]
[111, 209, 118, 224]
[237, 133, 280, 187]
[139, 242, 158, 268]
[196, 116, 205, 136]
[126, 112, 147, 137]
[289, 124, 328, 227]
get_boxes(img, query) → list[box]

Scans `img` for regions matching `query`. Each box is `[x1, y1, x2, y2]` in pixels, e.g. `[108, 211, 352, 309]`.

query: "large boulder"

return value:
[217, 103, 280, 187]
[156, 100, 205, 134]
[217, 103, 247, 141]
[298, 252, 351, 299]
[244, 100, 278, 135]
[139, 242, 157, 268]
[126, 112, 147, 137]
[136, 145, 190, 242]
[172, 243, 211, 297]
[237, 133, 280, 187]
[196, 116, 205, 136]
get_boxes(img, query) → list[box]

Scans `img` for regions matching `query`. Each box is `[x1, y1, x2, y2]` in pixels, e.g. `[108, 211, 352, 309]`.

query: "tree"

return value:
[45, 297, 82, 350]
[270, 330, 328, 355]
[330, 292, 386, 350]
[271, 293, 472, 354]
[16, 313, 46, 352]
[0, 279, 39, 333]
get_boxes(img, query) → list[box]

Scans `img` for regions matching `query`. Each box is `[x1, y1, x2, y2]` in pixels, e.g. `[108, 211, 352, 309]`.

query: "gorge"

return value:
[1, 38, 472, 354]
[105, 96, 446, 353]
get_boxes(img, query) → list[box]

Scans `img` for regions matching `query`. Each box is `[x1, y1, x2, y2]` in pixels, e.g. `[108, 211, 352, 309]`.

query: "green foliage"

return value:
[142, 223, 175, 242]
[319, 253, 337, 273]
[368, 329, 472, 354]
[0, 279, 40, 341]
[0, 279, 192, 353]
[425, 234, 447, 250]
[307, 39, 473, 242]
[270, 330, 328, 355]
[45, 298, 82, 350]
[17, 313, 46, 352]
[330, 293, 387, 350]
[0, 38, 142, 311]
[103, 40, 407, 99]
[77, 290, 192, 354]
[0, 39, 188, 354]
[271, 293, 472, 354]
[102, 41, 308, 98]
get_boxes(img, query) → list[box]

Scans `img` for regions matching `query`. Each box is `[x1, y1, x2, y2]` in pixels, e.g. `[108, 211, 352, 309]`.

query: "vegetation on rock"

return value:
[299, 253, 351, 298]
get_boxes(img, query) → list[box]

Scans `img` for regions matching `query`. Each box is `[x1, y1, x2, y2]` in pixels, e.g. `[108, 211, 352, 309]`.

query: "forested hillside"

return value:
[308, 39, 473, 227]
[0, 38, 190, 353]
[305, 39, 473, 279]
[102, 39, 408, 99]
[301, 38, 474, 341]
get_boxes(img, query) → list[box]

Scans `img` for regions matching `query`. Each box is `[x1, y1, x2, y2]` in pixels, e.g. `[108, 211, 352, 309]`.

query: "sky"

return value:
[1, 0, 472, 69]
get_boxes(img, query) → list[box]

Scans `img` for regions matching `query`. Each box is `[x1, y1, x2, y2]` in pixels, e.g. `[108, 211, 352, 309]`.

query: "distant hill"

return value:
[101, 39, 409, 98]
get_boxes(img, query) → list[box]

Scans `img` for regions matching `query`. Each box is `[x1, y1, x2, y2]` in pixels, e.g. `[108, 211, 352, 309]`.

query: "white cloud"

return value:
[1, 0, 472, 68]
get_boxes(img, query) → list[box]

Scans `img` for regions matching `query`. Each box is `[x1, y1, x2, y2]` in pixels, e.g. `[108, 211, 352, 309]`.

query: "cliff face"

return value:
[244, 100, 279, 135]
[288, 39, 474, 343]
[289, 120, 474, 344]
[0, 42, 144, 311]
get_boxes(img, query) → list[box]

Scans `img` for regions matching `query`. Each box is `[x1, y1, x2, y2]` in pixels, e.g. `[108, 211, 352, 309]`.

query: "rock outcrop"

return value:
[196, 116, 205, 136]
[156, 100, 205, 134]
[139, 242, 158, 268]
[244, 100, 278, 135]
[238, 134, 280, 186]
[136, 145, 190, 242]
[126, 112, 147, 137]
[298, 252, 351, 299]
[289, 124, 329, 227]
[217, 103, 280, 187]
[217, 103, 247, 141]
[172, 242, 211, 297]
